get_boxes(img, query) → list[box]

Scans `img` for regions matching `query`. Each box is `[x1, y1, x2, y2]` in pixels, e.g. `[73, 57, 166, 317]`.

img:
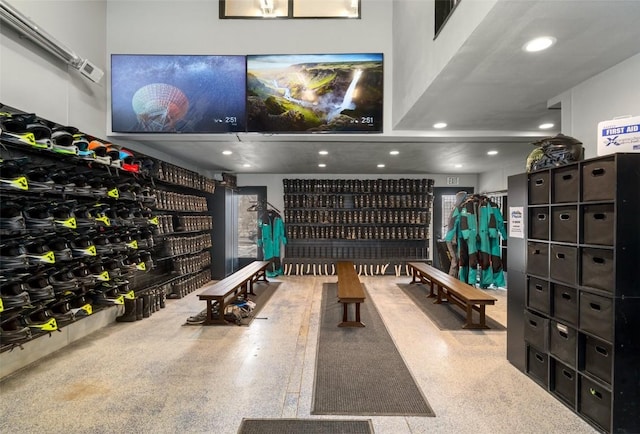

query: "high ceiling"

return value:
[112, 0, 640, 175]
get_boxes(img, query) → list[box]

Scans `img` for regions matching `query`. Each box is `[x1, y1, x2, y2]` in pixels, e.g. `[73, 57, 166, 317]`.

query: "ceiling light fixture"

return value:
[539, 123, 555, 129]
[389, 150, 399, 155]
[318, 150, 328, 155]
[523, 36, 556, 52]
[318, 163, 326, 168]
[433, 122, 447, 129]
[222, 150, 232, 155]
[377, 164, 385, 168]
[487, 150, 498, 156]
[242, 163, 251, 168]
[454, 164, 462, 168]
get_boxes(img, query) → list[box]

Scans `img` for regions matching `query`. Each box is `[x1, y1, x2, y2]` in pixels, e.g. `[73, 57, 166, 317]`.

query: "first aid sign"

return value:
[597, 115, 640, 156]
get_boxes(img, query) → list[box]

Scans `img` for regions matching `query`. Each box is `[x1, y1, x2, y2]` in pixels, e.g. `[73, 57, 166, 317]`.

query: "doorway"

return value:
[236, 186, 267, 269]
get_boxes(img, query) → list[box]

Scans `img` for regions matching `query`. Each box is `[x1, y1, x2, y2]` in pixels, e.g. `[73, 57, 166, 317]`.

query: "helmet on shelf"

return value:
[46, 235, 73, 262]
[47, 267, 79, 294]
[23, 203, 55, 230]
[21, 305, 58, 332]
[50, 127, 79, 156]
[70, 234, 97, 258]
[0, 200, 26, 234]
[23, 273, 55, 303]
[50, 203, 77, 230]
[23, 238, 56, 266]
[527, 133, 584, 172]
[0, 312, 32, 345]
[0, 112, 52, 150]
[73, 132, 95, 160]
[0, 159, 29, 191]
[88, 140, 112, 165]
[0, 277, 31, 309]
[105, 144, 122, 169]
[0, 240, 28, 270]
[24, 166, 55, 192]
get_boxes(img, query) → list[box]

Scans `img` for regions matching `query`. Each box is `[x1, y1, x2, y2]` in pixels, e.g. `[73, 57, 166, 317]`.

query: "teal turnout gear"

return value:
[257, 210, 287, 276]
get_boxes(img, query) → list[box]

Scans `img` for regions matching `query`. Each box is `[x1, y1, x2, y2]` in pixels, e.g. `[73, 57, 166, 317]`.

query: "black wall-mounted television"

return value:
[111, 54, 246, 133]
[246, 53, 383, 133]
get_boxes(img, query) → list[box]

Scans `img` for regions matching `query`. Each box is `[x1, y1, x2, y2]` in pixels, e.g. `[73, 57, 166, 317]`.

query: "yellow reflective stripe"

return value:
[55, 217, 77, 229]
[97, 271, 110, 281]
[30, 317, 57, 331]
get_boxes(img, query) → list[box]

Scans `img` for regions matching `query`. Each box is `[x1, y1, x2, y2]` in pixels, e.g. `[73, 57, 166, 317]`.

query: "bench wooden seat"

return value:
[198, 261, 271, 325]
[407, 261, 497, 329]
[336, 261, 366, 327]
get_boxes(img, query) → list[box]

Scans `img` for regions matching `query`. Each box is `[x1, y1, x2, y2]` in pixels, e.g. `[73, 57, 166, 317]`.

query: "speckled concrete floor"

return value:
[0, 276, 596, 434]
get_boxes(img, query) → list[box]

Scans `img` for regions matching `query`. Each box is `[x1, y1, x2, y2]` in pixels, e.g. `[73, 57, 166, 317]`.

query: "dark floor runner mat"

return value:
[398, 283, 506, 331]
[312, 283, 434, 416]
[237, 418, 373, 434]
[184, 282, 279, 326]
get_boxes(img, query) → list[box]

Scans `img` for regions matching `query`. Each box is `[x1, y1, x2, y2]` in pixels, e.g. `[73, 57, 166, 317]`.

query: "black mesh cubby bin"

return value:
[582, 204, 615, 246]
[579, 376, 611, 432]
[579, 291, 613, 343]
[581, 334, 612, 385]
[513, 153, 640, 434]
[581, 248, 614, 293]
[549, 320, 577, 367]
[551, 359, 576, 407]
[529, 171, 550, 205]
[527, 276, 549, 314]
[526, 242, 548, 277]
[550, 244, 577, 285]
[551, 283, 578, 326]
[551, 206, 577, 243]
[524, 310, 549, 352]
[526, 345, 549, 387]
[529, 207, 549, 240]
[552, 165, 579, 203]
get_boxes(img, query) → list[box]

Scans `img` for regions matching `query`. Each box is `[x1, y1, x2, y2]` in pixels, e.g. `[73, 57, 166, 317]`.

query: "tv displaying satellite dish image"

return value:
[111, 55, 246, 133]
[246, 53, 383, 133]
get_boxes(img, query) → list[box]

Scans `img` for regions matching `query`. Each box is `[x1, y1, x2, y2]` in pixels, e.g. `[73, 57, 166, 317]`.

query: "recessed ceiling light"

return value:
[487, 150, 498, 156]
[377, 164, 385, 168]
[454, 164, 462, 168]
[318, 163, 326, 168]
[523, 36, 556, 52]
[242, 163, 251, 168]
[433, 122, 447, 129]
[389, 150, 399, 156]
[222, 150, 232, 155]
[539, 123, 555, 129]
[318, 150, 328, 155]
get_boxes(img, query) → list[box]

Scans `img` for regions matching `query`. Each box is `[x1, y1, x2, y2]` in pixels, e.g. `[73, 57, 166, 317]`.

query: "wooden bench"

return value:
[407, 261, 497, 329]
[198, 260, 271, 325]
[336, 261, 366, 327]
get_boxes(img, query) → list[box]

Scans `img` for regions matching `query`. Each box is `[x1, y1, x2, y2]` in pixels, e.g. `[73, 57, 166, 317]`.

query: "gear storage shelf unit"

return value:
[513, 153, 640, 433]
[283, 178, 434, 275]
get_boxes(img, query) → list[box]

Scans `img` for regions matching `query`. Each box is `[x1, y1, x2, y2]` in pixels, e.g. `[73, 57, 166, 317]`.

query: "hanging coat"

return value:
[258, 212, 287, 260]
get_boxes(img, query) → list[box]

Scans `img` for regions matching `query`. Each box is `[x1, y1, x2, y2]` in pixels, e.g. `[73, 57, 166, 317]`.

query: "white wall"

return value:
[237, 172, 478, 213]
[391, 0, 497, 127]
[0, 0, 107, 136]
[550, 53, 640, 159]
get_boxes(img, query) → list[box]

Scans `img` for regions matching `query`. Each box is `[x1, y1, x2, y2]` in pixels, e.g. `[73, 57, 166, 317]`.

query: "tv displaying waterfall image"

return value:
[246, 53, 383, 133]
[111, 54, 246, 133]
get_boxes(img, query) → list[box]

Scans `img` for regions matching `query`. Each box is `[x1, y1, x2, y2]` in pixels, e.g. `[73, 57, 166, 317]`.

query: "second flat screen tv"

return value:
[111, 54, 246, 133]
[247, 53, 383, 133]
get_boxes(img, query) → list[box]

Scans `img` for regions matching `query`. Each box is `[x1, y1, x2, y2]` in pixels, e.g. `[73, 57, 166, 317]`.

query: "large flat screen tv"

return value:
[111, 55, 246, 133]
[246, 53, 383, 133]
